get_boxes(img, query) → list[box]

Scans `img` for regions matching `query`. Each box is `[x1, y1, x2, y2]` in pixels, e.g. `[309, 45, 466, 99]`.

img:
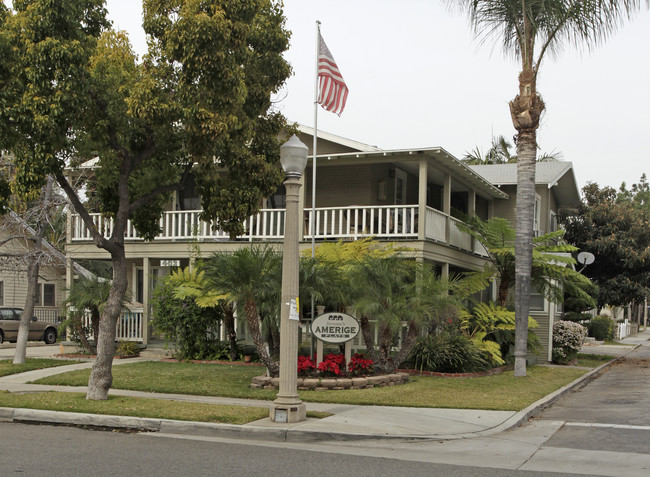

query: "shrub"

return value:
[297, 355, 316, 376]
[588, 315, 615, 341]
[404, 333, 491, 373]
[552, 320, 587, 364]
[348, 353, 374, 376]
[116, 341, 140, 357]
[317, 353, 346, 377]
[151, 281, 224, 360]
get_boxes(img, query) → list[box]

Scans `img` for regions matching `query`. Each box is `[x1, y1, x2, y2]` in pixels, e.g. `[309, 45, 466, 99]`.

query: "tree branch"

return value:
[128, 162, 192, 214]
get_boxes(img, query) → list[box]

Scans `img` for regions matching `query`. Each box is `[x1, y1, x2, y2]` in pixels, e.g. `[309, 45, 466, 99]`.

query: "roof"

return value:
[468, 162, 581, 208]
[296, 124, 381, 153]
[313, 147, 509, 200]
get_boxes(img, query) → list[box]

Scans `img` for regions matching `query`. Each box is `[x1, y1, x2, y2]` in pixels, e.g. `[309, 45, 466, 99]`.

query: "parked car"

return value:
[0, 307, 58, 344]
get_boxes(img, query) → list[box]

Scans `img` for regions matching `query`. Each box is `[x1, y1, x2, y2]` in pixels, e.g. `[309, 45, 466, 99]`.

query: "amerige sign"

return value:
[311, 312, 359, 344]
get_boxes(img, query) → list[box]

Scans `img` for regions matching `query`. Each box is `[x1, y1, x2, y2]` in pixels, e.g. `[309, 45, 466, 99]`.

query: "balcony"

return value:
[71, 205, 487, 256]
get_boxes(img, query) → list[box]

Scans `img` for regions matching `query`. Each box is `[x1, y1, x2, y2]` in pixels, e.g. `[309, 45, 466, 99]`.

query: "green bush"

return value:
[563, 311, 593, 323]
[116, 341, 140, 357]
[151, 281, 225, 360]
[403, 333, 492, 373]
[588, 315, 615, 341]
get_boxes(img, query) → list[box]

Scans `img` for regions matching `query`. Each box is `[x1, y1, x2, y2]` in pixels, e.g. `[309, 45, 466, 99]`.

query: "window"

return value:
[43, 284, 56, 307]
[0, 281, 3, 306]
[35, 284, 42, 305]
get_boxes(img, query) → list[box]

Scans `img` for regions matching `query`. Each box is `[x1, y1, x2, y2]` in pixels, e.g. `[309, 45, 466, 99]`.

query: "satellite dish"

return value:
[577, 252, 595, 266]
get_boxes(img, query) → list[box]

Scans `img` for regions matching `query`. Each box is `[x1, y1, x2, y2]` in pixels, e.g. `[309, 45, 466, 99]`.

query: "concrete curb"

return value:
[0, 346, 639, 443]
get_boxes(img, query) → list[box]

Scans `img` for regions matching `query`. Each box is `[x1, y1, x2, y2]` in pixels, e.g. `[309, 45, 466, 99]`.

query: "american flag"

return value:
[317, 33, 349, 116]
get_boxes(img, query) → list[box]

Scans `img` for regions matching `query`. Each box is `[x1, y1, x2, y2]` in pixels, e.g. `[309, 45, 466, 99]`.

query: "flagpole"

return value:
[311, 20, 320, 260]
[310, 20, 321, 360]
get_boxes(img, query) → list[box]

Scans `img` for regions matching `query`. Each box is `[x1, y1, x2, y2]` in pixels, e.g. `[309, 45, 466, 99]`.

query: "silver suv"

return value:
[0, 307, 58, 344]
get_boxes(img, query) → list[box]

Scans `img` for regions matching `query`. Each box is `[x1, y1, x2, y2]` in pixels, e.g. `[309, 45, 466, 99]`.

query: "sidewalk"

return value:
[1, 330, 648, 442]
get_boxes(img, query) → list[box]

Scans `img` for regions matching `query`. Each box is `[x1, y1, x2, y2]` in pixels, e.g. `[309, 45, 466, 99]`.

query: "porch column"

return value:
[487, 198, 494, 219]
[142, 257, 150, 345]
[443, 174, 451, 245]
[131, 262, 138, 304]
[418, 159, 427, 241]
[441, 262, 449, 279]
[468, 189, 476, 252]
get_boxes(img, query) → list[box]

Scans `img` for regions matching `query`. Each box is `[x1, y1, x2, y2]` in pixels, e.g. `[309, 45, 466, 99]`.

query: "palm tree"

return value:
[453, 0, 647, 376]
[458, 216, 595, 311]
[203, 246, 281, 376]
[349, 255, 458, 373]
[63, 275, 112, 354]
[463, 135, 562, 164]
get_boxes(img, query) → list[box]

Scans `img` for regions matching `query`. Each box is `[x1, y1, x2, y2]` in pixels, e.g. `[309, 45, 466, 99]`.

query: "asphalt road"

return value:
[0, 421, 582, 477]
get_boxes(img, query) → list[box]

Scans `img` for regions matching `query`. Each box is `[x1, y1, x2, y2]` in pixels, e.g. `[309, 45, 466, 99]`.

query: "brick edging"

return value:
[252, 373, 409, 391]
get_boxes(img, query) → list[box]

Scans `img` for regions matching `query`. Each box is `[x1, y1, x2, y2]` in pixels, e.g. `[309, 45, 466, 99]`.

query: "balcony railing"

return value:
[71, 205, 486, 256]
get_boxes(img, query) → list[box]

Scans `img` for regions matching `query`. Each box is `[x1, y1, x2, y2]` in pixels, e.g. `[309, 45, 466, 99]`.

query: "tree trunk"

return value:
[86, 251, 128, 400]
[244, 299, 278, 376]
[359, 315, 378, 362]
[73, 313, 94, 355]
[223, 303, 238, 361]
[14, 176, 52, 364]
[389, 321, 420, 373]
[509, 66, 545, 378]
[13, 257, 39, 365]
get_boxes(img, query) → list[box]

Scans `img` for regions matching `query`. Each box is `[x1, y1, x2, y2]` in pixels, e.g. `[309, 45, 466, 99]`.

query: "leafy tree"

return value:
[451, 0, 648, 376]
[0, 1, 290, 399]
[560, 181, 650, 311]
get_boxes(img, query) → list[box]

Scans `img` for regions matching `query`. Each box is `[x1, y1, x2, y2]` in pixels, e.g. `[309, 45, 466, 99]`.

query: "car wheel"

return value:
[43, 328, 57, 345]
[0, 331, 4, 344]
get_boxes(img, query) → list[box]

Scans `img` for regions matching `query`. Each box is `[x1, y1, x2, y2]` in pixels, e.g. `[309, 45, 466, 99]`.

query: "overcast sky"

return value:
[92, 1, 650, 190]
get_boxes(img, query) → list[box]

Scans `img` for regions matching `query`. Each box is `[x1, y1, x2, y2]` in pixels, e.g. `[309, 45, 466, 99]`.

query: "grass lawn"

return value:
[35, 361, 590, 412]
[575, 353, 615, 368]
[0, 358, 81, 377]
[0, 391, 269, 425]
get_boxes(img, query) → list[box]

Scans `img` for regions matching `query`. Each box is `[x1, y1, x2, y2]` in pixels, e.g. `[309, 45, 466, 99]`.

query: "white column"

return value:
[418, 159, 427, 241]
[142, 258, 150, 345]
[443, 174, 451, 245]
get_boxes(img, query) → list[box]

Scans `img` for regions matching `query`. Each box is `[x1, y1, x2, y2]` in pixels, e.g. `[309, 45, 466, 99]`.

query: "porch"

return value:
[70, 205, 488, 257]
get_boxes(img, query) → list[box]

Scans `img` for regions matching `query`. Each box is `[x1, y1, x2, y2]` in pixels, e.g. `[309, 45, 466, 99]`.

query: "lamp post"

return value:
[270, 134, 308, 423]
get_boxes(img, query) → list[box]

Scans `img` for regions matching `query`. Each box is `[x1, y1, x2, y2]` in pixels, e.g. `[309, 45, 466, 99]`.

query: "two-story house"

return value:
[64, 126, 582, 362]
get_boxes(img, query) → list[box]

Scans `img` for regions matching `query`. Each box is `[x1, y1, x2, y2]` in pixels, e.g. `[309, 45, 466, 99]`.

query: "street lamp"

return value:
[270, 134, 308, 423]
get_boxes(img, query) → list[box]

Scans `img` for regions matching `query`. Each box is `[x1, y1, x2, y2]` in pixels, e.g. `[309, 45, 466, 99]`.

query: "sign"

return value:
[311, 312, 359, 344]
[289, 298, 300, 321]
[160, 259, 180, 267]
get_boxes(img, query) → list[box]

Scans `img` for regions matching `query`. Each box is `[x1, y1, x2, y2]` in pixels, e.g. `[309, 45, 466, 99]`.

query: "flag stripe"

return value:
[317, 33, 349, 116]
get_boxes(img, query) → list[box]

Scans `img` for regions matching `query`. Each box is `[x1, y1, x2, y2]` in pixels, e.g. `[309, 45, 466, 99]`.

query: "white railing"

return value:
[425, 207, 446, 243]
[71, 206, 481, 254]
[305, 205, 417, 240]
[35, 308, 60, 324]
[82, 308, 143, 342]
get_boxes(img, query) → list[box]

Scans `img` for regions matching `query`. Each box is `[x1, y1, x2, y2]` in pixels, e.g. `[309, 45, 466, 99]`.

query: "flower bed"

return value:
[251, 372, 409, 391]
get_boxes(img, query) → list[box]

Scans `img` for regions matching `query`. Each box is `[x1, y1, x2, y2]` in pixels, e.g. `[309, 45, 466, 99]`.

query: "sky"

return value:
[56, 1, 650, 190]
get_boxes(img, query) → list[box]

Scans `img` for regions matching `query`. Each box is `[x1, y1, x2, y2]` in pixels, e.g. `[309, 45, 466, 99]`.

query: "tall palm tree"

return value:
[463, 135, 562, 164]
[453, 0, 647, 376]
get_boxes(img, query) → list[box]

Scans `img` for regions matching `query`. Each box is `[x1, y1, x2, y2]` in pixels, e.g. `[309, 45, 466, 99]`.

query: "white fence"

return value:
[81, 308, 143, 342]
[615, 320, 639, 340]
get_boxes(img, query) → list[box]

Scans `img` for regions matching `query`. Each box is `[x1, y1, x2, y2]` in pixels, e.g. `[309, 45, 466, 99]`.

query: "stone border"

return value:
[251, 373, 409, 391]
[397, 365, 512, 378]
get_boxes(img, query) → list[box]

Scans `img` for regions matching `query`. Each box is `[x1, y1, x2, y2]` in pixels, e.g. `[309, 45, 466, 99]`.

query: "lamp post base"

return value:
[270, 402, 306, 423]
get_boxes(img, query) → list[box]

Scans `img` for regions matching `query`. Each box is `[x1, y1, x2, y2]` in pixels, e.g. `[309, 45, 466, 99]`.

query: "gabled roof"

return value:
[296, 124, 381, 153]
[468, 162, 581, 208]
